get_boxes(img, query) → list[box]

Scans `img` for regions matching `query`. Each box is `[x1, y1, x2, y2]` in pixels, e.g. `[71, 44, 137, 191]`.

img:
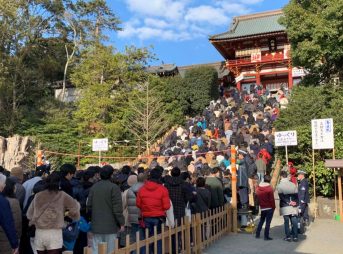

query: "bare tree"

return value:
[61, 12, 82, 101]
[126, 82, 170, 155]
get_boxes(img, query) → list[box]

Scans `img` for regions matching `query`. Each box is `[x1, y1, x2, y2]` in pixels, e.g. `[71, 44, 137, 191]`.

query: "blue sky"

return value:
[108, 0, 289, 66]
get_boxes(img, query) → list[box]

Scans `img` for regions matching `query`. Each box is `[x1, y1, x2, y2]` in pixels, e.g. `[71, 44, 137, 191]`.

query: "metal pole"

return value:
[285, 146, 288, 166]
[312, 149, 317, 218]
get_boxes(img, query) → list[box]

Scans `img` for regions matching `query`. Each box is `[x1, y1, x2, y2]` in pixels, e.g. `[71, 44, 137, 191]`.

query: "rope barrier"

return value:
[43, 147, 232, 161]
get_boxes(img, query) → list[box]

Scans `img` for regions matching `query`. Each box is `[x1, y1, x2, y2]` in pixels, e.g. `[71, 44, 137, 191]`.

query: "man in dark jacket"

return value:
[59, 163, 76, 197]
[205, 167, 224, 209]
[297, 170, 310, 224]
[237, 149, 249, 210]
[0, 174, 19, 254]
[164, 167, 192, 222]
[255, 175, 275, 240]
[193, 177, 211, 213]
[87, 165, 125, 254]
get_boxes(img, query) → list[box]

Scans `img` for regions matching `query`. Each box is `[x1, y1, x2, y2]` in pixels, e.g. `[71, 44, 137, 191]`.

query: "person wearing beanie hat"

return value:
[9, 167, 26, 209]
[136, 168, 170, 254]
[123, 173, 146, 249]
[127, 175, 137, 187]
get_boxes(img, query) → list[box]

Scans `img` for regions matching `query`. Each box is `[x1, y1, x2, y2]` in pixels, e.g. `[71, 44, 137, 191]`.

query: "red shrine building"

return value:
[209, 10, 305, 92]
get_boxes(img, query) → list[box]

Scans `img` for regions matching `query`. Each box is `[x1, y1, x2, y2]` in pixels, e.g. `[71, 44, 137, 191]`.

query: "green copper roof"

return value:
[210, 11, 285, 41]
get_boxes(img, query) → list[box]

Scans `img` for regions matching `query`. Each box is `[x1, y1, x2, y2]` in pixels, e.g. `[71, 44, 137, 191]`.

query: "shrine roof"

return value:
[145, 64, 178, 74]
[209, 10, 285, 41]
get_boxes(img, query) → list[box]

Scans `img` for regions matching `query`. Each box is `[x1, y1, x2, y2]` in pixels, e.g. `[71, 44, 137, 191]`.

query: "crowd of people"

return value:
[0, 85, 312, 254]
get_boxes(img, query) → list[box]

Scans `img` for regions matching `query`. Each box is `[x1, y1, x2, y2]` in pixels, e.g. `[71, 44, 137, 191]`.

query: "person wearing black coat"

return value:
[297, 171, 310, 223]
[59, 163, 76, 197]
[192, 177, 211, 213]
[164, 168, 192, 222]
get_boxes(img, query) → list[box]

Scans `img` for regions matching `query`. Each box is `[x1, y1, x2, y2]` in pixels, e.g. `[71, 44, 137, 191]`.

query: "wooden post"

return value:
[230, 145, 237, 209]
[98, 242, 108, 254]
[185, 216, 191, 254]
[77, 141, 81, 169]
[195, 213, 202, 254]
[271, 159, 281, 190]
[338, 170, 343, 222]
[312, 149, 318, 218]
[230, 145, 238, 233]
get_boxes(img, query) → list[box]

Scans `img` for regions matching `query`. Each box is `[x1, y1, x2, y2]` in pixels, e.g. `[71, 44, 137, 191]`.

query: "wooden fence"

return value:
[63, 205, 235, 254]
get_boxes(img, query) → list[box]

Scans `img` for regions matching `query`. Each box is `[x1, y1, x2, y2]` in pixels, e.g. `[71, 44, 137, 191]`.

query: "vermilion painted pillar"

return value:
[288, 62, 293, 90]
[237, 81, 241, 91]
[256, 72, 261, 86]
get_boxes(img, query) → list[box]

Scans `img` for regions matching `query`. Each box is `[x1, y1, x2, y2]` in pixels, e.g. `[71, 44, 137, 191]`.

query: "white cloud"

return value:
[144, 18, 170, 29]
[120, 0, 265, 41]
[118, 20, 192, 41]
[125, 0, 187, 20]
[239, 0, 264, 4]
[216, 1, 252, 15]
[185, 5, 229, 26]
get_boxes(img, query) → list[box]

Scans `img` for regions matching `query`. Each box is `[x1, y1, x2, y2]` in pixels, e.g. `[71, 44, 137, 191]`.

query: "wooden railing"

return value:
[63, 205, 235, 254]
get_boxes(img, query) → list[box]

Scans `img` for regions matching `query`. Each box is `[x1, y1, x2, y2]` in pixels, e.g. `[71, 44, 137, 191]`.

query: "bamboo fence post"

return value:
[168, 223, 172, 254]
[136, 231, 140, 254]
[233, 208, 238, 233]
[145, 228, 149, 254]
[195, 213, 202, 254]
[98, 242, 107, 254]
[125, 234, 130, 254]
[185, 216, 191, 254]
[161, 224, 165, 254]
[181, 217, 185, 252]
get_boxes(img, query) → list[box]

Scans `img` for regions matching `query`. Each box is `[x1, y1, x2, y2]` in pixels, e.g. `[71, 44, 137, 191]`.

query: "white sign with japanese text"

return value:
[92, 138, 109, 152]
[311, 119, 334, 149]
[251, 52, 262, 63]
[275, 130, 298, 147]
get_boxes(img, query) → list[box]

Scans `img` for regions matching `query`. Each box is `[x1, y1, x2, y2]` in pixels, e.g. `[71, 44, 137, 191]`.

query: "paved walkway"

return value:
[204, 216, 343, 254]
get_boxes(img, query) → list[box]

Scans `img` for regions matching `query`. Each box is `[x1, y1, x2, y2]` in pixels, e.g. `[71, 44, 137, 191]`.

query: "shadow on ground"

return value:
[203, 217, 343, 254]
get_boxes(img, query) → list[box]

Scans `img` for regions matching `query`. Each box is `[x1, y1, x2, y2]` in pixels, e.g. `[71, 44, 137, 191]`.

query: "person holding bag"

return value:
[27, 172, 80, 254]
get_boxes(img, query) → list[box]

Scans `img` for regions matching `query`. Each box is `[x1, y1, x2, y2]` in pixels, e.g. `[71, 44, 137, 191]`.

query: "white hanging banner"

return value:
[311, 118, 334, 149]
[275, 130, 298, 147]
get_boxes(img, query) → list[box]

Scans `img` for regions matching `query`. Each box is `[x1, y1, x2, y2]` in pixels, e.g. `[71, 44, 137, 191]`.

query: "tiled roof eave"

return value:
[209, 30, 286, 42]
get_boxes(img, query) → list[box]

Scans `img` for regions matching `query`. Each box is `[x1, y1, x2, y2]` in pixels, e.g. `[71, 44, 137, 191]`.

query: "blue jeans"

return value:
[283, 215, 298, 239]
[256, 209, 274, 238]
[130, 223, 145, 254]
[257, 172, 264, 183]
[144, 217, 163, 254]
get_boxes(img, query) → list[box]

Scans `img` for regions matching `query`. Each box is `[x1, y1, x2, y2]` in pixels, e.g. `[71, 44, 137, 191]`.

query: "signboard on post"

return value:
[275, 130, 298, 147]
[311, 118, 334, 149]
[92, 138, 109, 152]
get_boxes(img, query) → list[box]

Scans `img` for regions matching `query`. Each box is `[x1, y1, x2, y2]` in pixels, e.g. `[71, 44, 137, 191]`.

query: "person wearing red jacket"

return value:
[136, 168, 171, 254]
[288, 162, 297, 185]
[255, 175, 275, 240]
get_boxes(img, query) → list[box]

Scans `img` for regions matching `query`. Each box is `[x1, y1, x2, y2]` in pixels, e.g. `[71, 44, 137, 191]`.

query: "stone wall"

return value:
[0, 135, 33, 171]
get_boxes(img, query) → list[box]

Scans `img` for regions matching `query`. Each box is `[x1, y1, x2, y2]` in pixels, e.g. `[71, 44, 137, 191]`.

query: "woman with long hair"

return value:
[27, 172, 80, 254]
